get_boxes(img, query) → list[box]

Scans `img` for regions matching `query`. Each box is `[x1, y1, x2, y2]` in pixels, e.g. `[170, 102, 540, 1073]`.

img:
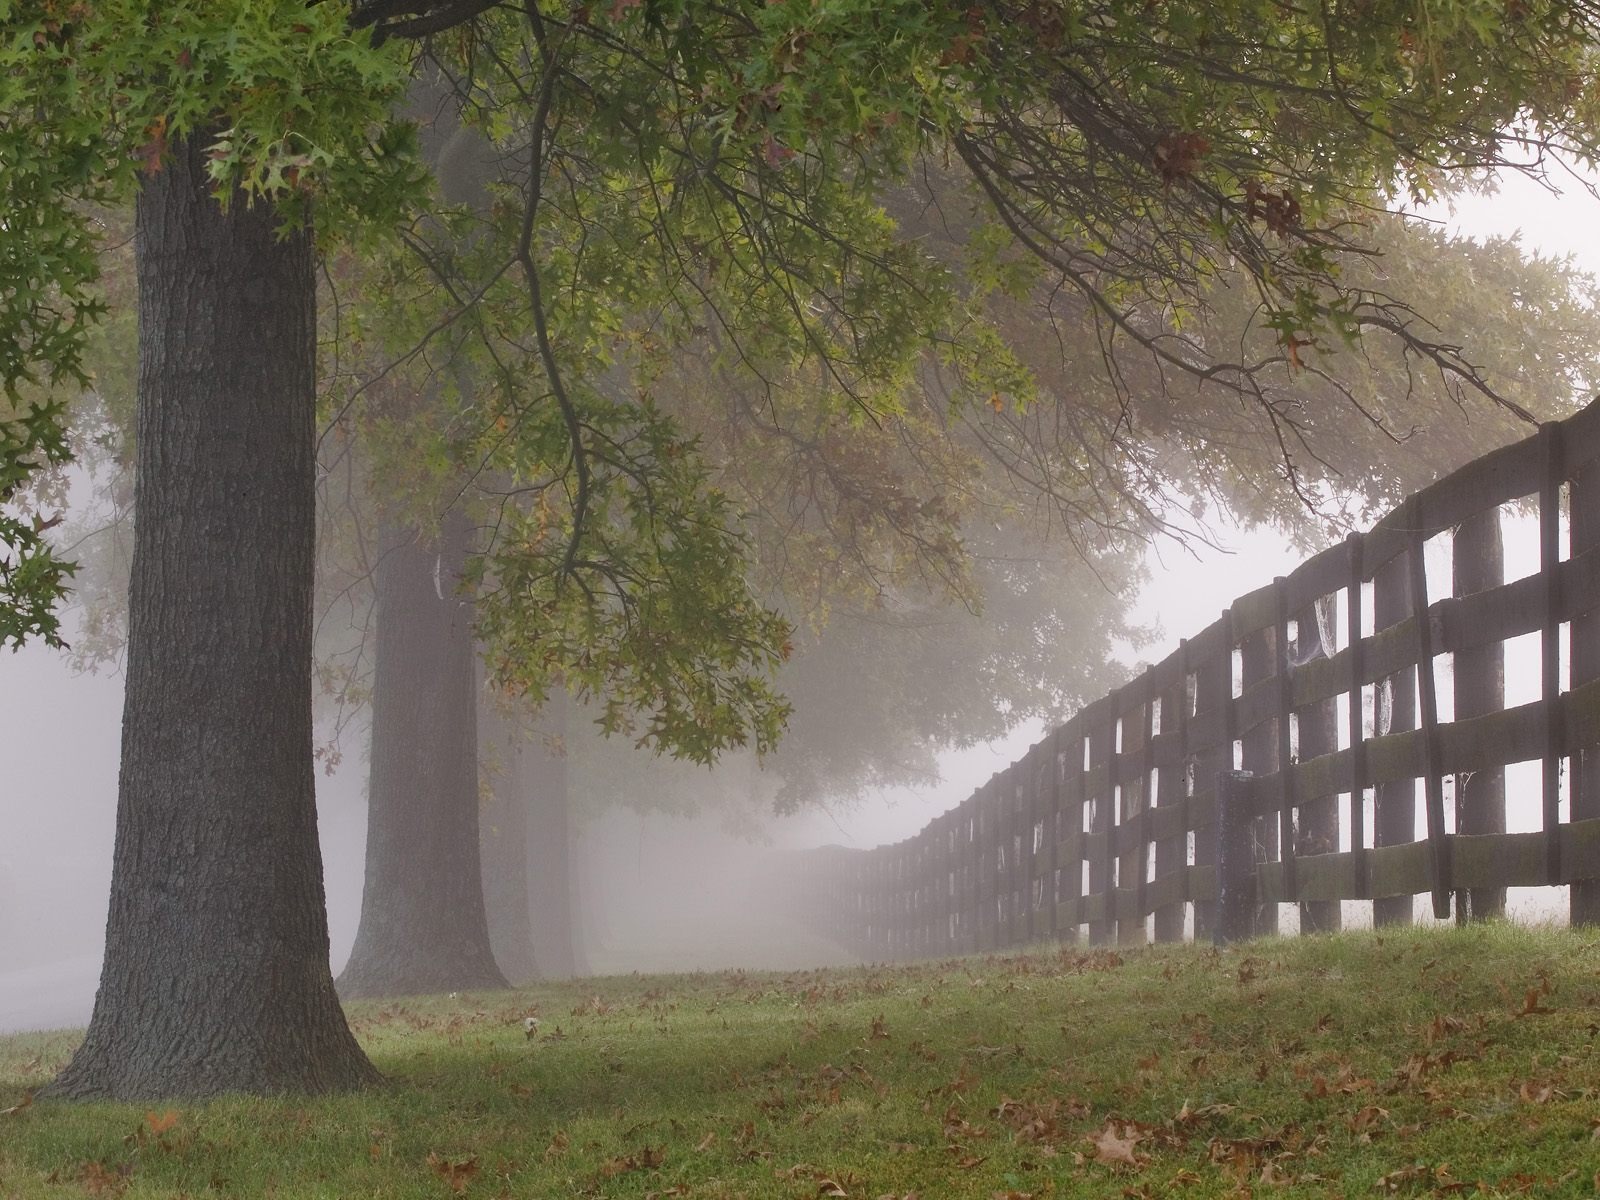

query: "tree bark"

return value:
[46, 134, 379, 1099]
[337, 512, 510, 998]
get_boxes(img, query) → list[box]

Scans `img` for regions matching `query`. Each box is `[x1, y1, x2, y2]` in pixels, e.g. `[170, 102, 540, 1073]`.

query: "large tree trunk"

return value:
[337, 512, 509, 998]
[525, 692, 587, 978]
[46, 135, 378, 1099]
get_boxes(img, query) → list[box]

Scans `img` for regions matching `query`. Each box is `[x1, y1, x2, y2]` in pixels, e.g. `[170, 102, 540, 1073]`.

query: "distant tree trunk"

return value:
[526, 691, 587, 978]
[479, 687, 541, 984]
[46, 134, 378, 1099]
[338, 512, 509, 998]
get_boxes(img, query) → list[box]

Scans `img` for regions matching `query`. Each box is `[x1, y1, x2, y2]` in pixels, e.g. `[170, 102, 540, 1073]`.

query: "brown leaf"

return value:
[1519, 1080, 1556, 1104]
[760, 134, 797, 169]
[601, 1145, 665, 1177]
[78, 1161, 132, 1198]
[1084, 1121, 1145, 1168]
[0, 1093, 33, 1118]
[1515, 987, 1553, 1018]
[136, 115, 168, 177]
[144, 1110, 180, 1136]
[426, 1152, 480, 1195]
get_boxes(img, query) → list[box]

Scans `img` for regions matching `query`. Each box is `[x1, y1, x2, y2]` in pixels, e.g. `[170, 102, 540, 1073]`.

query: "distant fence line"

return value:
[791, 398, 1600, 956]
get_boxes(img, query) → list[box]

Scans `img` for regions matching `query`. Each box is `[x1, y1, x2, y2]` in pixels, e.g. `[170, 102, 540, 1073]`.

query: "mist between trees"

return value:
[6, 0, 1600, 1098]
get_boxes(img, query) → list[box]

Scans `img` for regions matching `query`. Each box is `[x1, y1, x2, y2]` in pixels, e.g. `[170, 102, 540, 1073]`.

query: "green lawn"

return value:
[4, 923, 1600, 1197]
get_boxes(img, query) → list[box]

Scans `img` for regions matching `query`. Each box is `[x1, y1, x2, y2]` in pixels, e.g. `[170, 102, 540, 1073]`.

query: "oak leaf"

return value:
[1084, 1120, 1145, 1168]
[426, 1152, 479, 1195]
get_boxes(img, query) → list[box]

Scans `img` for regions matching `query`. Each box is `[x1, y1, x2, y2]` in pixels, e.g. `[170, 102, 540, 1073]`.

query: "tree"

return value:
[28, 3, 427, 1099]
[46, 130, 384, 1099]
[13, 0, 1600, 1100]
[335, 514, 510, 997]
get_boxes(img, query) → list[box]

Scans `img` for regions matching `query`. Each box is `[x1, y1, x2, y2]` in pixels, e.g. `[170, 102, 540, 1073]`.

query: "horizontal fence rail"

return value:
[789, 399, 1600, 957]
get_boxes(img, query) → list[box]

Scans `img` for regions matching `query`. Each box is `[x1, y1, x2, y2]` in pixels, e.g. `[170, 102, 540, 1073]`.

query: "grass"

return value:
[3, 923, 1600, 1197]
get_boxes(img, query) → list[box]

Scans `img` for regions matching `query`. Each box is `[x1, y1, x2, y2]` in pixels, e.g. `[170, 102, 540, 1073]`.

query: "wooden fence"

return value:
[794, 398, 1600, 956]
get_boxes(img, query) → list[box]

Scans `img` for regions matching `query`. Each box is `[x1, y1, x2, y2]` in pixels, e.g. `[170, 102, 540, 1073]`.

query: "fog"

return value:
[0, 509, 1575, 1036]
[2, 171, 1595, 1036]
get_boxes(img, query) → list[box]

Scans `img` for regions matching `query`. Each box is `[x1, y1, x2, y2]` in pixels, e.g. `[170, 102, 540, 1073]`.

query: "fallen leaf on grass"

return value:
[1514, 987, 1553, 1018]
[144, 1110, 180, 1136]
[1084, 1121, 1145, 1168]
[78, 1161, 133, 1197]
[426, 1152, 479, 1194]
[943, 1103, 989, 1141]
[601, 1145, 665, 1176]
[1375, 1162, 1465, 1193]
[1347, 1105, 1389, 1140]
[0, 1093, 33, 1117]
[1518, 1080, 1557, 1104]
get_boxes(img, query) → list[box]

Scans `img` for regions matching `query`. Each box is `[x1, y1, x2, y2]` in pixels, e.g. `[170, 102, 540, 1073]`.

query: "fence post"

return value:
[1272, 577, 1299, 925]
[1239, 609, 1279, 936]
[1214, 770, 1258, 946]
[1045, 730, 1063, 943]
[942, 816, 957, 955]
[1574, 447, 1600, 925]
[1153, 643, 1189, 943]
[965, 800, 981, 954]
[1373, 544, 1416, 927]
[1346, 534, 1370, 904]
[1540, 421, 1565, 887]
[1087, 703, 1117, 945]
[1408, 504, 1452, 920]
[1004, 771, 1017, 947]
[1191, 616, 1233, 942]
[1447, 505, 1505, 921]
[1295, 593, 1340, 932]
[1060, 721, 1087, 944]
[1023, 750, 1040, 945]
[1118, 685, 1150, 946]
